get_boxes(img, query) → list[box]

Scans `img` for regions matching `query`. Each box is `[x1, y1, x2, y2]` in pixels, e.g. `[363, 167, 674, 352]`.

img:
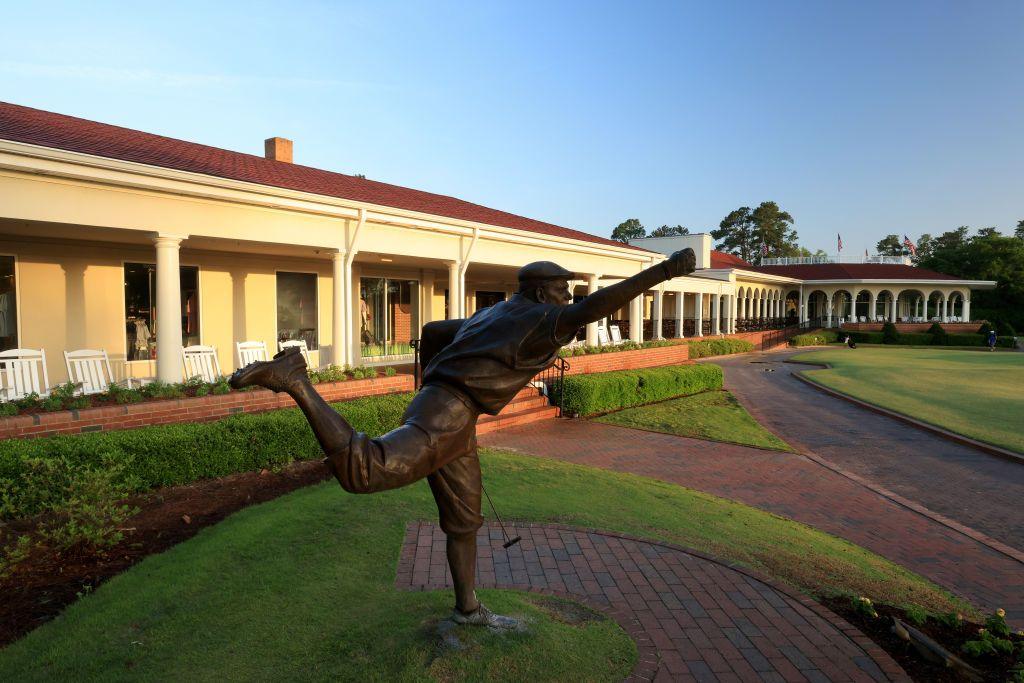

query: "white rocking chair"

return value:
[278, 339, 312, 367]
[64, 348, 115, 395]
[236, 340, 268, 368]
[0, 348, 50, 400]
[182, 345, 222, 383]
[609, 325, 624, 345]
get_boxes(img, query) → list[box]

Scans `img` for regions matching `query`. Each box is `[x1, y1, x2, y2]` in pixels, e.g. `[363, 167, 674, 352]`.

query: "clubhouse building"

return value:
[0, 102, 996, 386]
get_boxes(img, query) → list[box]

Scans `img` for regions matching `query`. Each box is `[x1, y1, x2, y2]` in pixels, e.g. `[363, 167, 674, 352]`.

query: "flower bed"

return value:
[0, 373, 413, 441]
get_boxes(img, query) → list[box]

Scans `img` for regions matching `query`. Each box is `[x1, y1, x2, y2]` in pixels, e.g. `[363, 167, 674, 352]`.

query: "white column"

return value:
[585, 274, 601, 346]
[331, 251, 346, 367]
[941, 295, 949, 322]
[890, 293, 898, 323]
[154, 234, 185, 383]
[711, 294, 720, 335]
[963, 297, 971, 322]
[629, 295, 644, 343]
[349, 262, 362, 364]
[869, 293, 877, 322]
[695, 292, 704, 337]
[674, 291, 685, 338]
[825, 293, 833, 328]
[730, 295, 737, 333]
[447, 261, 460, 320]
[653, 289, 664, 339]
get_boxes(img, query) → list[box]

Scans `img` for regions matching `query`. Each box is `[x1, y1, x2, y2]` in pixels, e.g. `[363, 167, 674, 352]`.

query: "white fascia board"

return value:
[730, 269, 802, 284]
[0, 138, 654, 263]
[799, 278, 997, 289]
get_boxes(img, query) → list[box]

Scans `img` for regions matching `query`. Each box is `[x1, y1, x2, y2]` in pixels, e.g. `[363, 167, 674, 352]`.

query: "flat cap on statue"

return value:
[517, 261, 575, 283]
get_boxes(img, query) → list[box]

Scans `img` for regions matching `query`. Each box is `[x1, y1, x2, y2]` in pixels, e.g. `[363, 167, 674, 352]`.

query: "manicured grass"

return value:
[594, 389, 792, 451]
[791, 347, 1024, 453]
[0, 451, 968, 681]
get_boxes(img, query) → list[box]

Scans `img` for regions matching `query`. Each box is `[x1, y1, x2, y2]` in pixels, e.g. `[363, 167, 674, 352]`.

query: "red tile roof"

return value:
[0, 101, 644, 252]
[709, 250, 751, 269]
[748, 263, 961, 280]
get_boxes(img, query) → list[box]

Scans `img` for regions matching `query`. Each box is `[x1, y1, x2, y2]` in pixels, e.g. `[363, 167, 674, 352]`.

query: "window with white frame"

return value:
[359, 277, 419, 357]
[124, 263, 199, 361]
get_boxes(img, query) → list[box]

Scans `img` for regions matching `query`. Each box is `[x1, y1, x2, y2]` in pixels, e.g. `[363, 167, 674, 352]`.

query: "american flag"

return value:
[761, 242, 768, 256]
[837, 234, 843, 252]
[903, 235, 917, 256]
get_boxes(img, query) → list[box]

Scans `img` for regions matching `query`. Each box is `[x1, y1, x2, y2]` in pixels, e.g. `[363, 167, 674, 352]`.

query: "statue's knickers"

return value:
[326, 383, 485, 537]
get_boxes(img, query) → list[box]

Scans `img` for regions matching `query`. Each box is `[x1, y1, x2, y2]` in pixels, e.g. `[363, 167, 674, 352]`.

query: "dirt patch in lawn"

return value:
[0, 459, 331, 648]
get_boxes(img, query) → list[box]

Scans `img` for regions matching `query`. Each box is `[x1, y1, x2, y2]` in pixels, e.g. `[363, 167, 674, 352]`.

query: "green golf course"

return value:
[791, 347, 1024, 453]
[0, 449, 967, 681]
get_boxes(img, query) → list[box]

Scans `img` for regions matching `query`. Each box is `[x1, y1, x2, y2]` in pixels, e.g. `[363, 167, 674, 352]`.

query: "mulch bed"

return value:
[0, 459, 331, 647]
[823, 597, 1022, 682]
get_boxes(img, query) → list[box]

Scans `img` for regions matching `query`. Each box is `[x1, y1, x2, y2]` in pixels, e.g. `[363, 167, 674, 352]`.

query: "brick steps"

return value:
[476, 386, 558, 435]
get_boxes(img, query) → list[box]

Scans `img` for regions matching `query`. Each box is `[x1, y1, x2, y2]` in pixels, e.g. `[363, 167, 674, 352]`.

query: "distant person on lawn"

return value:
[988, 329, 997, 351]
[230, 249, 696, 628]
[845, 335, 857, 349]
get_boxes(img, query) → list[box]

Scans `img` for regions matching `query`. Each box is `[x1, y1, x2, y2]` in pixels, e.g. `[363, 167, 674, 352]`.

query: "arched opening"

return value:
[785, 290, 800, 323]
[926, 290, 945, 322]
[831, 289, 854, 325]
[854, 290, 872, 322]
[806, 290, 828, 325]
[875, 290, 896, 323]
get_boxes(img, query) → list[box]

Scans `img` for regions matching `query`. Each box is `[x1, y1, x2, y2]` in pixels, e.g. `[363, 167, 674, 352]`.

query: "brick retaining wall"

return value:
[0, 374, 414, 441]
[563, 343, 690, 375]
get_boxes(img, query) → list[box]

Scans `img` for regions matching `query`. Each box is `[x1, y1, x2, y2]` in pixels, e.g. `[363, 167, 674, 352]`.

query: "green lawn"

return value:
[594, 389, 792, 451]
[0, 450, 968, 681]
[791, 347, 1024, 453]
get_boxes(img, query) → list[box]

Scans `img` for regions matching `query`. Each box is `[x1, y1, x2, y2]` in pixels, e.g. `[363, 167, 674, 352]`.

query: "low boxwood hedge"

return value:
[844, 330, 1016, 348]
[554, 364, 723, 417]
[0, 393, 414, 520]
[790, 330, 839, 347]
[686, 338, 755, 358]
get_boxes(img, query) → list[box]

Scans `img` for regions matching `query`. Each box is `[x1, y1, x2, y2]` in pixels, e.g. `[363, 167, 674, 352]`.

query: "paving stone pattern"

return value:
[397, 522, 907, 682]
[714, 350, 1024, 551]
[481, 421, 1024, 625]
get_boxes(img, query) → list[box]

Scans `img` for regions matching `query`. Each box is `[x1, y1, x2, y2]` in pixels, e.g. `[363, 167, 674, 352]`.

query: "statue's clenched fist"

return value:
[663, 248, 696, 279]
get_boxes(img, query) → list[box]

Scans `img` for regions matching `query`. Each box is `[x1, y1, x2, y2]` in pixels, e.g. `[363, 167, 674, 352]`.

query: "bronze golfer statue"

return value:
[230, 248, 695, 627]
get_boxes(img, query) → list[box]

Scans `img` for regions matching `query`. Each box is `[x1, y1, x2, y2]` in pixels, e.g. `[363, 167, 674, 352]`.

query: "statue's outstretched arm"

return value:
[557, 248, 696, 338]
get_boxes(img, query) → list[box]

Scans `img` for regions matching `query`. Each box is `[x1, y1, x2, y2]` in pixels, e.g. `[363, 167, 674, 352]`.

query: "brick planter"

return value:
[0, 374, 415, 441]
[563, 343, 690, 375]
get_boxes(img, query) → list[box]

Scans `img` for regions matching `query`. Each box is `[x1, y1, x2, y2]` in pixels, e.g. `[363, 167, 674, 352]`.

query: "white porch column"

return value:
[585, 274, 601, 346]
[963, 296, 971, 322]
[154, 234, 185, 383]
[731, 295, 738, 333]
[695, 292, 704, 337]
[712, 294, 721, 335]
[349, 262, 363, 364]
[331, 251, 346, 366]
[629, 295, 644, 343]
[652, 288, 664, 339]
[674, 291, 685, 338]
[941, 295, 949, 322]
[447, 261, 461, 320]
[868, 293, 876, 322]
[890, 293, 898, 323]
[825, 293, 833, 328]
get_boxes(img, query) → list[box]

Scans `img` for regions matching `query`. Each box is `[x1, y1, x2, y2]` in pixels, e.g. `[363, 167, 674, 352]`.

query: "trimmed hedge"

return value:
[845, 331, 1016, 348]
[790, 330, 839, 347]
[686, 338, 755, 358]
[0, 393, 414, 520]
[555, 364, 723, 417]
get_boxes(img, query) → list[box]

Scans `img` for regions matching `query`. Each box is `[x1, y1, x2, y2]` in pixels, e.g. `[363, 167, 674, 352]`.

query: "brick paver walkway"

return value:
[397, 522, 907, 682]
[713, 350, 1024, 550]
[481, 421, 1024, 625]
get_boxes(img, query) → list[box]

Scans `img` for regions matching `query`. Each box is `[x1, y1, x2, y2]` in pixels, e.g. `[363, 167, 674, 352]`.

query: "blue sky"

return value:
[2, 1, 1021, 256]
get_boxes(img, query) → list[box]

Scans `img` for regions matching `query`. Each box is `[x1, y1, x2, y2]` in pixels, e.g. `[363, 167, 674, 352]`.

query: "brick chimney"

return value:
[264, 137, 293, 163]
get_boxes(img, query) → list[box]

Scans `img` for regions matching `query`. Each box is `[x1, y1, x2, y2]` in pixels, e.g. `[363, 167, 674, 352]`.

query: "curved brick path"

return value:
[713, 350, 1024, 550]
[397, 522, 907, 682]
[481, 421, 1024, 626]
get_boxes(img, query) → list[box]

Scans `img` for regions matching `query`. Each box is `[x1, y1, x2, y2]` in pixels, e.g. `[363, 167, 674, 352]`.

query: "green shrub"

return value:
[881, 322, 900, 344]
[309, 365, 348, 384]
[995, 320, 1016, 337]
[384, 366, 397, 377]
[898, 333, 935, 345]
[0, 403, 18, 417]
[557, 339, 678, 358]
[141, 381, 184, 400]
[977, 322, 993, 336]
[106, 383, 143, 404]
[554, 364, 723, 417]
[0, 392, 414, 521]
[790, 330, 839, 347]
[686, 338, 755, 358]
